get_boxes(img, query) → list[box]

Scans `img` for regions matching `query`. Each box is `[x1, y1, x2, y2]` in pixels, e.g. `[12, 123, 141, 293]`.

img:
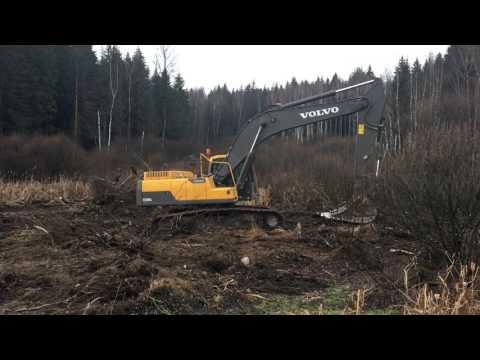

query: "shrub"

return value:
[0, 134, 89, 179]
[255, 137, 356, 209]
[376, 125, 480, 268]
[0, 135, 204, 180]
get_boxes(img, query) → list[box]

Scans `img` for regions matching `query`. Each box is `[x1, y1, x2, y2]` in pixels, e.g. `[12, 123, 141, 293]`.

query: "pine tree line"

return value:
[1, 45, 479, 153]
[0, 45, 191, 150]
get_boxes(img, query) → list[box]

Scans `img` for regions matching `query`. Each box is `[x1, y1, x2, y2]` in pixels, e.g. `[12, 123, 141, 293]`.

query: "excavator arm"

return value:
[214, 78, 385, 199]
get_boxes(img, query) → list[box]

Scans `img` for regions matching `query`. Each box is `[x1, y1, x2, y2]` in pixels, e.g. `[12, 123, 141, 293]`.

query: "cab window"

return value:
[210, 162, 234, 187]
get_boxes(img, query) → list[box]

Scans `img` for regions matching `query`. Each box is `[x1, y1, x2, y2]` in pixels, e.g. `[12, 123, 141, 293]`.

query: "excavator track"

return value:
[151, 205, 284, 231]
[151, 199, 377, 236]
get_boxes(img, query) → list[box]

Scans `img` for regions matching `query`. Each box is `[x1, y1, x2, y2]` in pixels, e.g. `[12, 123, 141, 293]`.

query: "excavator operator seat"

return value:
[211, 161, 234, 187]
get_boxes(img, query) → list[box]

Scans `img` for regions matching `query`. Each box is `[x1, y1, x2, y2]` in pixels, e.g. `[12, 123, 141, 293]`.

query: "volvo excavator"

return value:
[136, 78, 386, 230]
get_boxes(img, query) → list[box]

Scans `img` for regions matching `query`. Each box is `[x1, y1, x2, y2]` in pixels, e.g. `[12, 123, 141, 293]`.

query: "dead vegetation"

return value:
[0, 177, 92, 205]
[255, 137, 355, 209]
[0, 134, 200, 180]
[403, 261, 480, 315]
[376, 125, 480, 269]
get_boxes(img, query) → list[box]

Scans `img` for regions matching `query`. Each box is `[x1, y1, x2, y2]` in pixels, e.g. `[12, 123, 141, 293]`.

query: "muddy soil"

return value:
[0, 198, 417, 314]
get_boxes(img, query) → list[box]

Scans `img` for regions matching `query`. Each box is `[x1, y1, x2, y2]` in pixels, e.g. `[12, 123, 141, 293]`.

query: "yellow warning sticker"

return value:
[358, 123, 365, 135]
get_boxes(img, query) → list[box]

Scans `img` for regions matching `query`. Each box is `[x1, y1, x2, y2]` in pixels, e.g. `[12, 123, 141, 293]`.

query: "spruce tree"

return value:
[53, 46, 75, 135]
[130, 48, 151, 139]
[6, 46, 58, 135]
[0, 46, 13, 134]
[73, 45, 100, 147]
[170, 73, 191, 139]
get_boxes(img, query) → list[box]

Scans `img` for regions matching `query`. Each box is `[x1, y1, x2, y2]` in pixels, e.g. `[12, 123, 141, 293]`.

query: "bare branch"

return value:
[155, 45, 176, 74]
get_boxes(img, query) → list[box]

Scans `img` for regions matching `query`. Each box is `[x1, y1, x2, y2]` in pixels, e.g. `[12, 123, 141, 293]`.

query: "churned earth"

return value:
[0, 196, 416, 315]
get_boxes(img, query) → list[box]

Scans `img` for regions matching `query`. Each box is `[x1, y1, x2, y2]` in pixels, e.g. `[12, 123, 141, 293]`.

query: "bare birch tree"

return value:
[395, 70, 401, 151]
[73, 48, 79, 145]
[97, 110, 102, 151]
[107, 46, 119, 150]
[125, 55, 134, 148]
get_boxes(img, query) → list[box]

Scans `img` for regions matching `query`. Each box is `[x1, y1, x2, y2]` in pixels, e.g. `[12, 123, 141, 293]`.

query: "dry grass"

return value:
[342, 288, 370, 315]
[0, 177, 92, 205]
[403, 262, 480, 315]
[257, 186, 272, 207]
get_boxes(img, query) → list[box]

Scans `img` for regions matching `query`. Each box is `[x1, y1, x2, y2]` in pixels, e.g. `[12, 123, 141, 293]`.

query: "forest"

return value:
[1, 45, 480, 315]
[1, 45, 478, 151]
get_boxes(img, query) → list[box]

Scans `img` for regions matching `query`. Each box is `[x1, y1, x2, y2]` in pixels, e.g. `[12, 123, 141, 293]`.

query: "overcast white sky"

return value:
[93, 45, 449, 91]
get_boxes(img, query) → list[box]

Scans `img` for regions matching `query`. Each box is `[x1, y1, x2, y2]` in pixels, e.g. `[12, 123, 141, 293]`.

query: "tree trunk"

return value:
[127, 73, 132, 150]
[108, 53, 119, 151]
[108, 93, 116, 150]
[409, 70, 413, 142]
[413, 72, 418, 133]
[396, 75, 401, 152]
[97, 110, 102, 151]
[161, 105, 167, 147]
[74, 63, 79, 144]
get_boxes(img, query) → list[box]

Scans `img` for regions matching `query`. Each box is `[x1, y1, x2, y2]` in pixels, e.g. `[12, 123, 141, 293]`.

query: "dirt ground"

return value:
[0, 195, 418, 315]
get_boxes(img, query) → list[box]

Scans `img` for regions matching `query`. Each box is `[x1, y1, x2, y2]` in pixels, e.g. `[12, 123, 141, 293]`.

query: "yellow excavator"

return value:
[137, 78, 386, 229]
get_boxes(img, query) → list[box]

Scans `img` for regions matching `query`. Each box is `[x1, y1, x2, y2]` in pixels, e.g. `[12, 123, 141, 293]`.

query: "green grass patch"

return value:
[244, 286, 401, 315]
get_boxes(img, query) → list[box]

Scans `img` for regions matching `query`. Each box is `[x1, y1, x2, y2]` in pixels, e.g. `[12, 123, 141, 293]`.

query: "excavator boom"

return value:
[215, 78, 385, 196]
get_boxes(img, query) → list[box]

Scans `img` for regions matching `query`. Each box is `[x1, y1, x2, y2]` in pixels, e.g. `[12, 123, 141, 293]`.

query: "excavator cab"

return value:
[136, 153, 238, 206]
[203, 154, 235, 187]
